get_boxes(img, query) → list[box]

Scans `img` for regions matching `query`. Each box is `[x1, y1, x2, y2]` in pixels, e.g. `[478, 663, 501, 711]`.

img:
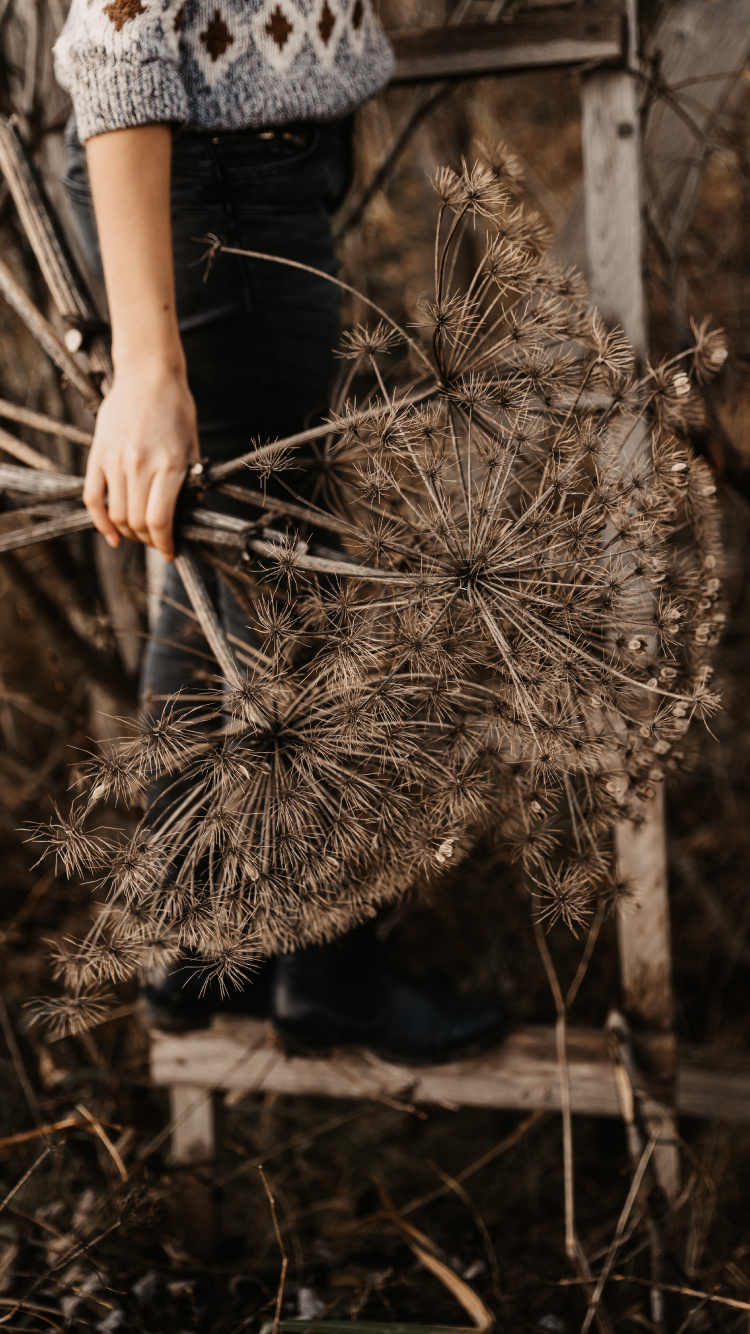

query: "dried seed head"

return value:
[338, 320, 403, 362]
[475, 137, 523, 191]
[689, 316, 728, 382]
[27, 991, 114, 1040]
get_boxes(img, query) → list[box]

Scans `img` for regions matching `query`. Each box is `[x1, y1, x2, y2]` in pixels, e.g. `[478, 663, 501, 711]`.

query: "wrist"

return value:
[112, 342, 188, 382]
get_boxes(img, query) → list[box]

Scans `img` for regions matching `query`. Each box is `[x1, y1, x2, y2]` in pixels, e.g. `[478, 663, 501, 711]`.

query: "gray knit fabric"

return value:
[54, 0, 395, 141]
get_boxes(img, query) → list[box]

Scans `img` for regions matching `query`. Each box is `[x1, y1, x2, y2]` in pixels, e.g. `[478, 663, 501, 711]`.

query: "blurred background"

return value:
[1, 1, 750, 1330]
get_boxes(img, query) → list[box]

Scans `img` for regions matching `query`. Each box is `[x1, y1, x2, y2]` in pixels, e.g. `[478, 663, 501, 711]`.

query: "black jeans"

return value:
[63, 115, 352, 712]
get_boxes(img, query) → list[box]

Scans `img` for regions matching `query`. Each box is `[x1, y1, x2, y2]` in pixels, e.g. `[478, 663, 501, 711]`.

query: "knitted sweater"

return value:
[53, 0, 394, 141]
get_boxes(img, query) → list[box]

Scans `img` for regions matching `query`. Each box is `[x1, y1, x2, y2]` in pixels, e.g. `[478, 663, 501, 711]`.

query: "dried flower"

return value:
[21, 145, 724, 1030]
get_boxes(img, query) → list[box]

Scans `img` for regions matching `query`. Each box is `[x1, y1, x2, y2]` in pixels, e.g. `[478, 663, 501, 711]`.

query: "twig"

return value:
[0, 1147, 50, 1217]
[0, 506, 92, 552]
[428, 1161, 504, 1312]
[259, 1166, 289, 1334]
[0, 424, 62, 472]
[0, 461, 81, 494]
[0, 996, 41, 1125]
[0, 396, 92, 445]
[559, 1274, 750, 1314]
[533, 921, 613, 1334]
[401, 1109, 544, 1216]
[532, 921, 574, 1258]
[605, 1012, 669, 1334]
[75, 1104, 128, 1182]
[581, 1135, 657, 1334]
[206, 386, 437, 482]
[209, 241, 433, 374]
[173, 550, 243, 689]
[0, 116, 112, 387]
[0, 1115, 117, 1150]
[0, 253, 98, 405]
[375, 1180, 493, 1332]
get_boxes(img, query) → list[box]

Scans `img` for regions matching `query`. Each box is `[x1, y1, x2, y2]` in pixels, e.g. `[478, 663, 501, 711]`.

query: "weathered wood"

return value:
[0, 395, 92, 446]
[390, 5, 624, 82]
[168, 1084, 221, 1255]
[580, 66, 646, 359]
[174, 550, 243, 688]
[606, 1009, 679, 1205]
[0, 253, 99, 406]
[581, 60, 673, 1033]
[582, 40, 680, 1197]
[0, 117, 112, 389]
[616, 788, 673, 1031]
[150, 1018, 750, 1123]
[0, 462, 81, 496]
[0, 424, 63, 473]
[0, 507, 91, 553]
[170, 1083, 218, 1164]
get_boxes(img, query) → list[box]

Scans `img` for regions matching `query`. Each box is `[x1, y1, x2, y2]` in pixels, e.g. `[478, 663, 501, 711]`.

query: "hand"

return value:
[83, 362, 200, 561]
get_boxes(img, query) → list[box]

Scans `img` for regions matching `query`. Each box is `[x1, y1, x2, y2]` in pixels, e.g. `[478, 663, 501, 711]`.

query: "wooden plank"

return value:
[390, 6, 624, 82]
[150, 1019, 750, 1122]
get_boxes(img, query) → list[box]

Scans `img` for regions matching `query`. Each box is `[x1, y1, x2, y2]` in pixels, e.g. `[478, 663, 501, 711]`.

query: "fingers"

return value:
[105, 468, 138, 544]
[84, 455, 187, 557]
[145, 467, 184, 561]
[82, 463, 121, 548]
[83, 371, 199, 555]
[125, 466, 153, 548]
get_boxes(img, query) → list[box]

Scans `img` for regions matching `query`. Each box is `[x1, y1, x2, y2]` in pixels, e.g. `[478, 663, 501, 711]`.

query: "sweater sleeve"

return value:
[53, 0, 189, 141]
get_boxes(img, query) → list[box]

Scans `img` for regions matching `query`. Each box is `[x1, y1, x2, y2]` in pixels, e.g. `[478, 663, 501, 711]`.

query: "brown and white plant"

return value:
[1, 146, 724, 1035]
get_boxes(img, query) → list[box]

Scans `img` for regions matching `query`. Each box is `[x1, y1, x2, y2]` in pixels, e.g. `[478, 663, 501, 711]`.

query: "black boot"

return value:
[270, 923, 510, 1065]
[140, 952, 273, 1032]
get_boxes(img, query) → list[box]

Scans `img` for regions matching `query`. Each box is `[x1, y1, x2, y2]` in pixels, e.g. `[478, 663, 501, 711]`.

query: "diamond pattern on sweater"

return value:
[54, 0, 395, 141]
[103, 0, 146, 30]
[267, 5, 293, 47]
[200, 8, 234, 60]
[251, 0, 305, 71]
[308, 0, 342, 66]
[162, 0, 186, 55]
[347, 0, 368, 55]
[185, 2, 249, 86]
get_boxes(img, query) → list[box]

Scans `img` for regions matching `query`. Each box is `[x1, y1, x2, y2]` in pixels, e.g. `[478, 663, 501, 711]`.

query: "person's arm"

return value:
[82, 124, 199, 561]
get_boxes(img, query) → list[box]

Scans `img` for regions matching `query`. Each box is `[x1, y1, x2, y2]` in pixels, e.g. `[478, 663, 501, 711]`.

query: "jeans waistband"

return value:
[176, 121, 326, 147]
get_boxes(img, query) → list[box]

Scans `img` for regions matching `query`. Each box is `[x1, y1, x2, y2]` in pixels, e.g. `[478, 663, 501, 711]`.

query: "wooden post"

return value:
[580, 16, 679, 1201]
[580, 76, 644, 354]
[168, 1084, 222, 1256]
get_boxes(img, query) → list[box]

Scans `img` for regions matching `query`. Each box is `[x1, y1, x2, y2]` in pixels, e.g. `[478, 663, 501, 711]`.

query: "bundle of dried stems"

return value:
[0, 144, 726, 1036]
